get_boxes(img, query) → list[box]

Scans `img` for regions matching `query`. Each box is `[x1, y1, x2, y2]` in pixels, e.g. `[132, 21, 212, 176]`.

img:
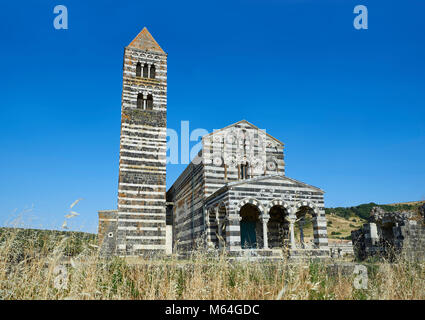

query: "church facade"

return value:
[98, 28, 329, 258]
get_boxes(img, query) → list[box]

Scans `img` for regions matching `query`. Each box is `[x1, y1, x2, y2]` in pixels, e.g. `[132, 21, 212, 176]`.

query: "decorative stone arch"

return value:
[293, 201, 328, 249]
[266, 199, 291, 213]
[237, 198, 267, 249]
[294, 201, 319, 217]
[236, 198, 265, 216]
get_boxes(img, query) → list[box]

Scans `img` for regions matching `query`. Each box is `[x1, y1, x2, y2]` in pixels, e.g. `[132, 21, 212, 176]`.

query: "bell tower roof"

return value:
[127, 27, 165, 54]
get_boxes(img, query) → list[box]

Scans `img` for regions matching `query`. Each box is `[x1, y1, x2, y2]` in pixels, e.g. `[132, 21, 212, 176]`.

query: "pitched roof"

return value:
[127, 27, 166, 54]
[227, 174, 325, 193]
[205, 174, 324, 202]
[202, 120, 284, 145]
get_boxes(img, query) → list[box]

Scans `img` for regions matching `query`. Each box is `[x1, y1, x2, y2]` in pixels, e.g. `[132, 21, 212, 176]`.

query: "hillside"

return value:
[322, 200, 424, 240]
[325, 201, 424, 221]
[0, 227, 97, 261]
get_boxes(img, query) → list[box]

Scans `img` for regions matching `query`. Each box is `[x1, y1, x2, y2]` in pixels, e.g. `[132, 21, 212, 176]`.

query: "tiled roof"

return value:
[127, 27, 165, 54]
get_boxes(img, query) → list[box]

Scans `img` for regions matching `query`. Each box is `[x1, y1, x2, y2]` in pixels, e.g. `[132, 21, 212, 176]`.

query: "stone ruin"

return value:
[351, 203, 425, 261]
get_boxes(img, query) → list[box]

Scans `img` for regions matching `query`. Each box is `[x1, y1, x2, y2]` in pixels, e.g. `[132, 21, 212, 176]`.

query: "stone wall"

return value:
[202, 120, 285, 198]
[352, 205, 425, 261]
[166, 159, 205, 252]
[98, 210, 117, 256]
[328, 240, 354, 258]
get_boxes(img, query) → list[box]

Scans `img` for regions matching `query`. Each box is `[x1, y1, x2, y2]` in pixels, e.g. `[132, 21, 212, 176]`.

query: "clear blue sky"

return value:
[0, 0, 424, 233]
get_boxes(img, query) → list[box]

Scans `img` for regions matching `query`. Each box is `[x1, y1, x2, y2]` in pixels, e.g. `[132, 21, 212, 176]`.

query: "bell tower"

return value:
[116, 27, 167, 256]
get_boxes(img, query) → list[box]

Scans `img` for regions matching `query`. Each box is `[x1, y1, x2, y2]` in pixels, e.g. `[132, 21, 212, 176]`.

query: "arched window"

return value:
[137, 93, 144, 109]
[150, 65, 156, 79]
[136, 62, 142, 77]
[240, 162, 249, 180]
[143, 63, 148, 78]
[146, 94, 153, 110]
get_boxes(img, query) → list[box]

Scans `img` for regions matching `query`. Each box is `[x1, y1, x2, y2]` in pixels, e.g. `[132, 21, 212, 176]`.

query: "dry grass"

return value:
[0, 227, 424, 300]
[293, 215, 366, 242]
[326, 215, 366, 239]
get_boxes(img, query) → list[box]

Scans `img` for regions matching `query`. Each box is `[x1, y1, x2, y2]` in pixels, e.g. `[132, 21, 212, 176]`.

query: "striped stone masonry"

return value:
[167, 120, 330, 256]
[116, 28, 168, 256]
[98, 28, 330, 259]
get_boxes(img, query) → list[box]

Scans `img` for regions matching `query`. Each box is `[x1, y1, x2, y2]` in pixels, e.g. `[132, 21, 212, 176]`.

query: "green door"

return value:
[240, 221, 257, 248]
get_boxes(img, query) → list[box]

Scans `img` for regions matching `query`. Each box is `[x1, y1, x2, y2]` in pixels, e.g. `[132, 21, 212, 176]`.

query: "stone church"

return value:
[98, 27, 330, 259]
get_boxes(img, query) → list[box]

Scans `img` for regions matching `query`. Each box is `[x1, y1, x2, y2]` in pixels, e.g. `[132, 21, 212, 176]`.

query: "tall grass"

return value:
[0, 227, 424, 300]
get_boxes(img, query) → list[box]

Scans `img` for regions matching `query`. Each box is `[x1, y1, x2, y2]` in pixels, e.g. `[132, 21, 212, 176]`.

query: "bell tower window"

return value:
[136, 62, 142, 77]
[136, 93, 153, 110]
[143, 63, 149, 78]
[137, 93, 144, 109]
[146, 94, 153, 110]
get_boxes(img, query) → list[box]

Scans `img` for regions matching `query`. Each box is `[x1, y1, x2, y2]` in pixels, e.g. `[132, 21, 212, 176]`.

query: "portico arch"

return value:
[236, 198, 266, 215]
[267, 202, 290, 248]
[239, 202, 264, 249]
[294, 202, 318, 249]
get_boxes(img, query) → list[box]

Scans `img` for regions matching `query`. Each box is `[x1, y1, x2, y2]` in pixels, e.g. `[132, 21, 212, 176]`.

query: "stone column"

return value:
[286, 215, 296, 249]
[262, 215, 270, 249]
[236, 215, 243, 250]
[147, 64, 151, 78]
[143, 94, 147, 109]
[299, 218, 305, 249]
[364, 222, 379, 255]
[205, 207, 212, 247]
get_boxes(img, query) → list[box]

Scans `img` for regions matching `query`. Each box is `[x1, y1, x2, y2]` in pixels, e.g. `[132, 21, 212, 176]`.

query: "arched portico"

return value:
[239, 203, 262, 249]
[294, 202, 319, 249]
[206, 203, 228, 249]
[267, 204, 290, 248]
[237, 198, 270, 249]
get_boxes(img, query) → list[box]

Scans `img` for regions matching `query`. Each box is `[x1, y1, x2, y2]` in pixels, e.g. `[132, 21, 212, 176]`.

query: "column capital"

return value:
[261, 214, 270, 222]
[285, 215, 297, 224]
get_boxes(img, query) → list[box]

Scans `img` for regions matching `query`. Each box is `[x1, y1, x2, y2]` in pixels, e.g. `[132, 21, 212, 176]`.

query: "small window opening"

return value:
[136, 62, 142, 77]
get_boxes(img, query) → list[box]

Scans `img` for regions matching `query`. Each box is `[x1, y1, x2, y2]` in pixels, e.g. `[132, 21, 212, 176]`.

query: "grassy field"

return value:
[0, 201, 423, 299]
[1, 227, 424, 300]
